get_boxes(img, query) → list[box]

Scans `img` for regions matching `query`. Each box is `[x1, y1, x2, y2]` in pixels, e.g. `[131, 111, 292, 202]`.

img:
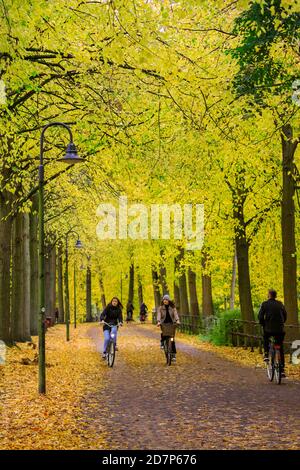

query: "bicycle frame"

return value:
[102, 321, 120, 367]
[267, 336, 282, 385]
[161, 323, 177, 366]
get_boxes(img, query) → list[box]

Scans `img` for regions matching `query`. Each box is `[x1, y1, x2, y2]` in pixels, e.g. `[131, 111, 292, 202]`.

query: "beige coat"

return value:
[157, 304, 180, 323]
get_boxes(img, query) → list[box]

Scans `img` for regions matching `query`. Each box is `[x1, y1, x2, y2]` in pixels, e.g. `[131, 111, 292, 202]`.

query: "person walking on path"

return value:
[126, 300, 135, 323]
[157, 295, 180, 362]
[140, 302, 148, 322]
[100, 297, 123, 359]
[258, 289, 287, 377]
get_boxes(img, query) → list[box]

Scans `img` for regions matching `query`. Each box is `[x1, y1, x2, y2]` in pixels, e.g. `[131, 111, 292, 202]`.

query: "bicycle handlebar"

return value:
[101, 321, 122, 328]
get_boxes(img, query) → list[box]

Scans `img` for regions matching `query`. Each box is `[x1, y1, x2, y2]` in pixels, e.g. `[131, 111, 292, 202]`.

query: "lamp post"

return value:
[38, 122, 83, 394]
[65, 231, 82, 341]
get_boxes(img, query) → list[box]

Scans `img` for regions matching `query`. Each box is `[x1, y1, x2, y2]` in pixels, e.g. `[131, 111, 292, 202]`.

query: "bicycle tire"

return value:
[107, 340, 116, 368]
[163, 339, 169, 363]
[167, 338, 172, 366]
[274, 350, 282, 385]
[267, 350, 274, 382]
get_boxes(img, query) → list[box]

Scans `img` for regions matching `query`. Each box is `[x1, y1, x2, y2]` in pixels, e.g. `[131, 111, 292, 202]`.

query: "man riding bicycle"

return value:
[258, 289, 287, 377]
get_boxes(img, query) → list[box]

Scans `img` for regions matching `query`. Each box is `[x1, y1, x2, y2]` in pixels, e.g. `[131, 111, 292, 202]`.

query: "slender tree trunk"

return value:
[99, 271, 106, 309]
[177, 248, 189, 316]
[188, 266, 200, 331]
[57, 242, 64, 323]
[30, 195, 39, 335]
[152, 269, 161, 311]
[173, 281, 180, 312]
[232, 170, 254, 323]
[230, 247, 237, 310]
[137, 273, 143, 306]
[128, 261, 134, 303]
[281, 124, 299, 338]
[159, 249, 169, 295]
[45, 246, 51, 324]
[201, 249, 214, 318]
[22, 213, 31, 341]
[49, 246, 56, 324]
[86, 264, 92, 322]
[0, 191, 12, 344]
[173, 253, 180, 312]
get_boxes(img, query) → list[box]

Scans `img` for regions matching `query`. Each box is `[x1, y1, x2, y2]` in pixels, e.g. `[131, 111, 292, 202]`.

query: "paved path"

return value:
[83, 324, 300, 450]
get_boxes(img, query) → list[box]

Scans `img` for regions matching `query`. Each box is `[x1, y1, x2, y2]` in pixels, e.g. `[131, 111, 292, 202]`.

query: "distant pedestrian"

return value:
[126, 300, 134, 322]
[55, 307, 59, 324]
[140, 302, 148, 322]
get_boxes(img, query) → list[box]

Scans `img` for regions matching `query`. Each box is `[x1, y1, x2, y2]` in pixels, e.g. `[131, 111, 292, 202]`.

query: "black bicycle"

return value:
[266, 336, 282, 385]
[102, 321, 120, 368]
[161, 323, 177, 366]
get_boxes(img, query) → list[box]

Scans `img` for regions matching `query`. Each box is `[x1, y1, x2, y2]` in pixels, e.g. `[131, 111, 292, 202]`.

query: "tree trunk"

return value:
[99, 270, 106, 309]
[281, 124, 299, 338]
[11, 213, 30, 342]
[152, 269, 161, 311]
[201, 249, 214, 318]
[22, 213, 31, 341]
[188, 266, 200, 331]
[230, 247, 237, 310]
[57, 242, 64, 323]
[173, 281, 180, 312]
[11, 213, 23, 341]
[232, 170, 254, 323]
[137, 273, 143, 306]
[30, 195, 39, 335]
[45, 246, 51, 323]
[0, 191, 12, 344]
[177, 248, 189, 316]
[86, 265, 92, 322]
[49, 246, 56, 324]
[159, 250, 169, 295]
[128, 261, 134, 303]
[173, 253, 181, 312]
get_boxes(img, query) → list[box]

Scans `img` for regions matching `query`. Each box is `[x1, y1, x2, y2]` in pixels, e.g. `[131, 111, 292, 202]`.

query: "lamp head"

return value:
[75, 239, 83, 249]
[59, 142, 83, 164]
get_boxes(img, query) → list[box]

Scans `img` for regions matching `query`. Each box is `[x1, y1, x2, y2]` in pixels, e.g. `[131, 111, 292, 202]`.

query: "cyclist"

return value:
[258, 289, 287, 377]
[100, 297, 123, 359]
[140, 302, 148, 322]
[157, 295, 180, 362]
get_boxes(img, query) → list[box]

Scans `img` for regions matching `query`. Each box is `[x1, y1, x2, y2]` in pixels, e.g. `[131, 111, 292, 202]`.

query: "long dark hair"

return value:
[109, 297, 123, 309]
[161, 298, 175, 308]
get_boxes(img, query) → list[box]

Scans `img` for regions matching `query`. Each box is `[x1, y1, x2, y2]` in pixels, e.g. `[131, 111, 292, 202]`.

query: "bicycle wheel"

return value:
[107, 340, 116, 368]
[163, 339, 169, 363]
[267, 350, 274, 382]
[167, 338, 172, 366]
[274, 350, 282, 385]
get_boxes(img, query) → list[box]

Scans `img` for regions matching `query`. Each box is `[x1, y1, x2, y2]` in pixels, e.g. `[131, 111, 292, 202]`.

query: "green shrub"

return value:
[201, 309, 241, 346]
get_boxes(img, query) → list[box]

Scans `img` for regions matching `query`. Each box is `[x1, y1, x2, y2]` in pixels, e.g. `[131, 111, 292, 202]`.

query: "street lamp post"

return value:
[38, 122, 83, 394]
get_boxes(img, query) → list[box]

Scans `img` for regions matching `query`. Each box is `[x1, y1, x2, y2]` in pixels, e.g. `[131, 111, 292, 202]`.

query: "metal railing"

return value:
[152, 311, 208, 335]
[227, 319, 300, 363]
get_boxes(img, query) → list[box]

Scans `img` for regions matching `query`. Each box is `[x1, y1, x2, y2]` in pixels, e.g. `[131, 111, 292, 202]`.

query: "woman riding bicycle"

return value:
[157, 295, 180, 362]
[100, 297, 123, 359]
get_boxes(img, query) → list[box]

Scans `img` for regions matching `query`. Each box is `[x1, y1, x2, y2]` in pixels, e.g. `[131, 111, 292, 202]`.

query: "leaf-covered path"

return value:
[84, 324, 300, 450]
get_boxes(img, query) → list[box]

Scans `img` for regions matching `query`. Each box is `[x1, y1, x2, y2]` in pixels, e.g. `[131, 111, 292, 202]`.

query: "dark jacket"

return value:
[258, 299, 287, 333]
[100, 304, 123, 331]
